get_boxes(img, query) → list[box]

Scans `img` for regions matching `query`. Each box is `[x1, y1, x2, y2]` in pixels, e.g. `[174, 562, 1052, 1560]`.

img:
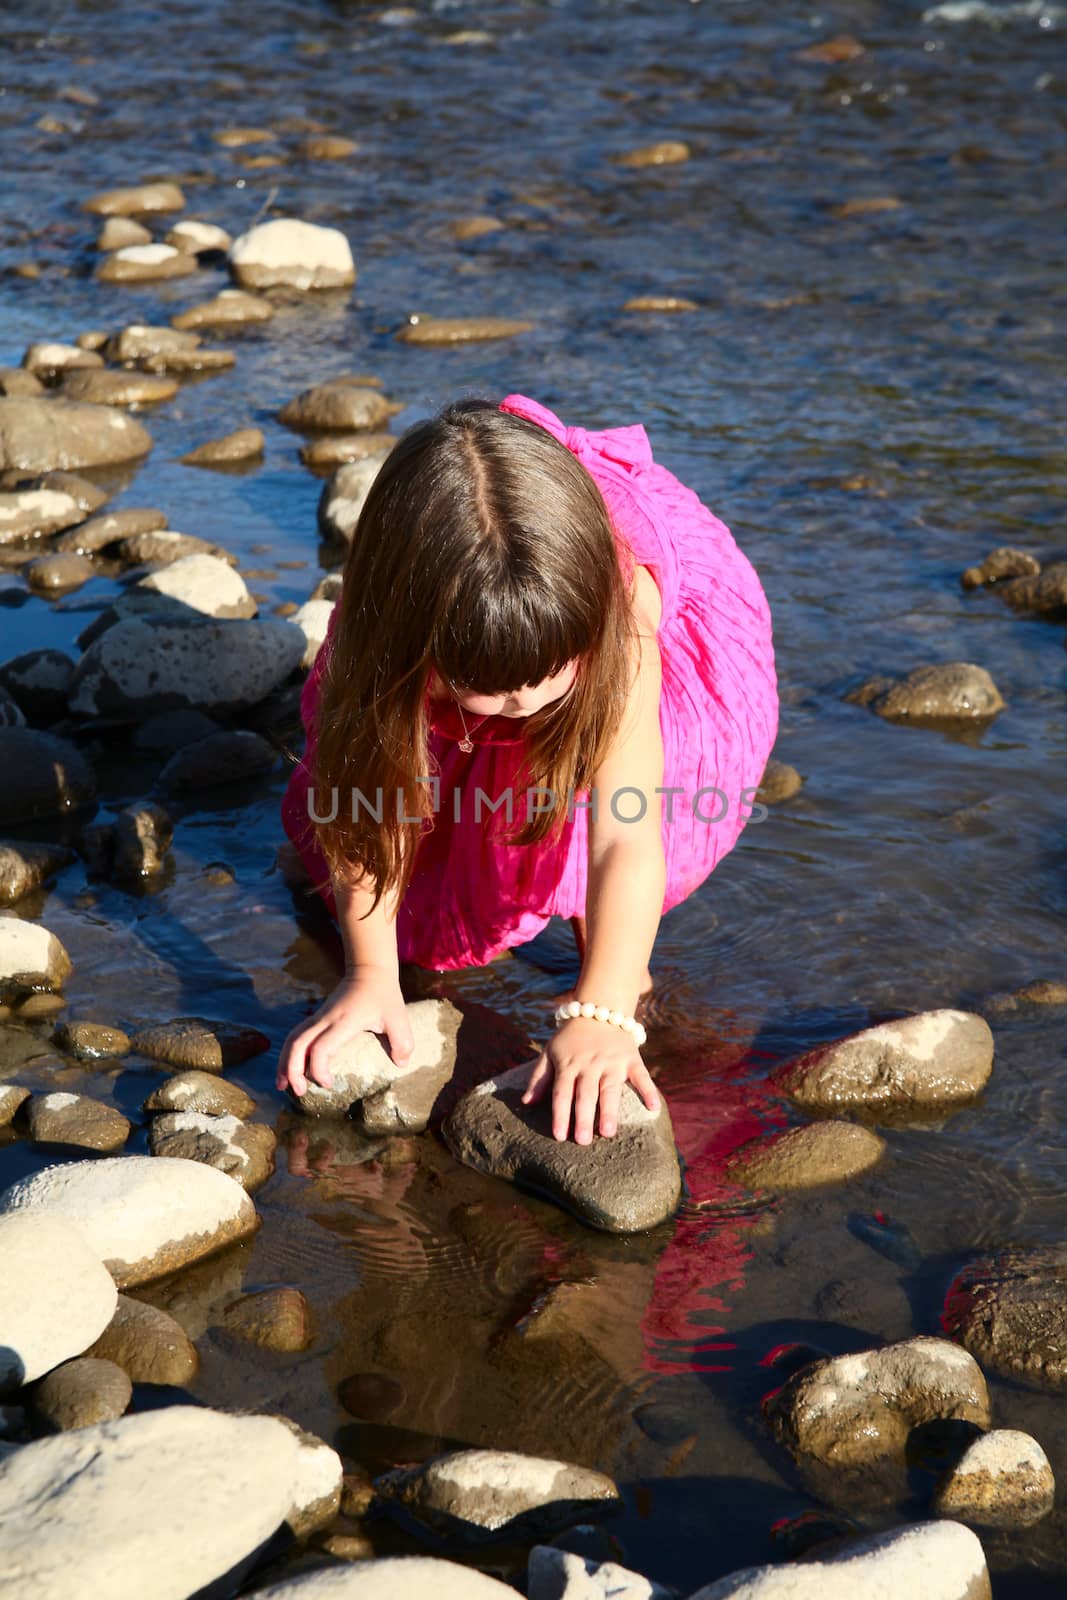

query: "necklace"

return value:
[454, 697, 491, 753]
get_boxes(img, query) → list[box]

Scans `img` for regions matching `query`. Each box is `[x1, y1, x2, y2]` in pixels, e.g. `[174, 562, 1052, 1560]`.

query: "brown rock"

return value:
[181, 428, 264, 467]
[53, 1021, 130, 1060]
[996, 562, 1067, 619]
[131, 1016, 270, 1072]
[623, 295, 699, 312]
[0, 842, 73, 906]
[726, 1121, 885, 1192]
[397, 316, 533, 346]
[960, 547, 1041, 590]
[933, 1429, 1055, 1529]
[0, 728, 96, 826]
[58, 370, 178, 407]
[849, 663, 1005, 723]
[96, 244, 198, 283]
[25, 1092, 131, 1152]
[796, 35, 866, 63]
[143, 1071, 255, 1118]
[213, 126, 274, 147]
[112, 803, 173, 879]
[149, 1111, 276, 1191]
[54, 507, 167, 554]
[448, 215, 505, 241]
[615, 141, 690, 168]
[0, 397, 152, 473]
[770, 1010, 994, 1113]
[832, 197, 903, 219]
[222, 1286, 313, 1351]
[299, 135, 358, 160]
[116, 530, 238, 568]
[278, 379, 401, 434]
[756, 758, 803, 804]
[0, 369, 44, 398]
[82, 182, 186, 217]
[84, 1292, 199, 1385]
[31, 1356, 132, 1432]
[96, 217, 152, 250]
[944, 1247, 1067, 1392]
[170, 291, 274, 330]
[299, 432, 396, 469]
[24, 552, 94, 594]
[105, 325, 202, 363]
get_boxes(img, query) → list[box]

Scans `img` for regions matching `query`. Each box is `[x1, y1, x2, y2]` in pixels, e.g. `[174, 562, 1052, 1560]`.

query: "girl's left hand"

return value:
[520, 1016, 661, 1144]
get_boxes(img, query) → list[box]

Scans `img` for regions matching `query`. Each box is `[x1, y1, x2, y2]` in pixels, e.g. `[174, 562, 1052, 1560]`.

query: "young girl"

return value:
[277, 393, 779, 1146]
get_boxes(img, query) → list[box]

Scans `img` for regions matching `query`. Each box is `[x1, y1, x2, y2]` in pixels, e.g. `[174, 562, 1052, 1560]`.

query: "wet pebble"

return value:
[144, 1070, 255, 1118]
[338, 1372, 406, 1422]
[398, 314, 533, 345]
[796, 34, 866, 63]
[770, 1009, 993, 1113]
[449, 214, 505, 240]
[0, 367, 44, 397]
[149, 1110, 276, 1191]
[22, 342, 104, 380]
[318, 454, 393, 543]
[53, 1020, 130, 1059]
[84, 1292, 199, 1385]
[58, 368, 179, 406]
[0, 1212, 117, 1389]
[55, 505, 167, 554]
[0, 917, 72, 1002]
[0, 486, 86, 541]
[0, 1154, 258, 1287]
[164, 219, 232, 255]
[131, 1015, 270, 1071]
[756, 758, 803, 804]
[615, 140, 690, 168]
[105, 323, 201, 362]
[24, 551, 94, 594]
[214, 125, 274, 147]
[623, 295, 698, 313]
[69, 614, 305, 718]
[279, 378, 400, 433]
[960, 546, 1040, 589]
[847, 663, 1005, 723]
[229, 216, 356, 290]
[0, 648, 75, 724]
[158, 729, 276, 791]
[82, 181, 186, 216]
[299, 430, 396, 469]
[984, 977, 1067, 1013]
[96, 243, 198, 283]
[136, 552, 256, 617]
[116, 528, 237, 568]
[181, 427, 264, 466]
[222, 1286, 314, 1352]
[95, 216, 152, 250]
[934, 1429, 1054, 1530]
[689, 1521, 989, 1600]
[299, 134, 358, 160]
[444, 1062, 681, 1234]
[726, 1121, 885, 1192]
[374, 1448, 621, 1546]
[26, 1092, 131, 1152]
[31, 1355, 132, 1432]
[831, 197, 903, 220]
[0, 1084, 30, 1125]
[0, 395, 152, 471]
[171, 288, 274, 329]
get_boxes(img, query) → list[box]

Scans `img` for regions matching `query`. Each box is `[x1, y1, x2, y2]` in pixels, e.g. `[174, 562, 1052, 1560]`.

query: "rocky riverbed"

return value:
[1, 0, 1065, 1595]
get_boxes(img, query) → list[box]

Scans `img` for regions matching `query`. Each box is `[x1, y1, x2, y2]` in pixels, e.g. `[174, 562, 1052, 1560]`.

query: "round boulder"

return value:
[229, 217, 356, 290]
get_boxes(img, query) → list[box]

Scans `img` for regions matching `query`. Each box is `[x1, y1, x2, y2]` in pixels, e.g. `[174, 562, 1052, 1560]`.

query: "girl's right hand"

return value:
[275, 967, 415, 1098]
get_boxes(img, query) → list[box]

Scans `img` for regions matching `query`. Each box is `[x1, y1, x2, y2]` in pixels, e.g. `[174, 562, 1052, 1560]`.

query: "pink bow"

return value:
[499, 392, 653, 474]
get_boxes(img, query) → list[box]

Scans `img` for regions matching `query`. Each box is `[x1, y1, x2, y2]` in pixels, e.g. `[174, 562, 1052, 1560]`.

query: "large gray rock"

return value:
[0, 1405, 305, 1600]
[0, 728, 96, 825]
[0, 397, 152, 472]
[688, 1521, 990, 1600]
[69, 615, 305, 719]
[943, 1246, 1067, 1391]
[294, 998, 460, 1118]
[0, 1212, 117, 1390]
[770, 1010, 993, 1113]
[251, 1559, 520, 1597]
[375, 1448, 620, 1545]
[0, 1154, 259, 1288]
[443, 1062, 681, 1233]
[766, 1337, 990, 1500]
[933, 1429, 1054, 1529]
[229, 217, 356, 290]
[0, 918, 72, 1003]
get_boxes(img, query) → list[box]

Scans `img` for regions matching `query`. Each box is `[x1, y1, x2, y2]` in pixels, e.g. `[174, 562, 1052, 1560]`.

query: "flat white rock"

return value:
[0, 1213, 117, 1389]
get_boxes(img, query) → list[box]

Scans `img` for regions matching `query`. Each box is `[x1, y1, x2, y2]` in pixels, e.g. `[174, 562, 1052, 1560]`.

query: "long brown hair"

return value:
[311, 397, 640, 915]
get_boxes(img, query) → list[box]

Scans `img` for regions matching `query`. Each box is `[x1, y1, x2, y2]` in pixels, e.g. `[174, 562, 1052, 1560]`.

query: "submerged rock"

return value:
[105, 324, 201, 363]
[0, 840, 73, 905]
[848, 663, 1005, 723]
[149, 1111, 276, 1191]
[0, 1406, 305, 1600]
[318, 454, 392, 543]
[770, 1010, 994, 1113]
[623, 295, 698, 313]
[726, 1121, 885, 1192]
[131, 1015, 270, 1071]
[295, 998, 461, 1117]
[375, 1448, 621, 1546]
[229, 217, 356, 290]
[995, 562, 1067, 619]
[222, 1286, 313, 1352]
[82, 181, 186, 216]
[26, 1092, 131, 1152]
[615, 140, 690, 167]
[32, 1356, 132, 1432]
[171, 288, 275, 329]
[111, 802, 173, 879]
[0, 1154, 259, 1288]
[84, 1293, 199, 1386]
[279, 378, 400, 433]
[688, 1521, 990, 1600]
[960, 547, 1041, 590]
[69, 615, 305, 719]
[0, 1212, 117, 1390]
[0, 918, 72, 1002]
[0, 396, 152, 472]
[398, 315, 533, 345]
[444, 1062, 681, 1233]
[943, 1246, 1067, 1391]
[181, 427, 264, 466]
[766, 1337, 990, 1491]
[756, 758, 803, 804]
[933, 1429, 1054, 1529]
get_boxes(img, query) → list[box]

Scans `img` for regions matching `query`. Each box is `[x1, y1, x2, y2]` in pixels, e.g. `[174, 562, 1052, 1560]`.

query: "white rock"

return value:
[0, 918, 72, 997]
[0, 1154, 258, 1288]
[375, 1447, 620, 1543]
[229, 217, 356, 290]
[0, 1406, 305, 1600]
[0, 488, 84, 541]
[934, 1428, 1055, 1528]
[318, 452, 391, 543]
[529, 1546, 676, 1599]
[0, 1213, 117, 1390]
[251, 1557, 522, 1597]
[23, 343, 102, 378]
[688, 1521, 990, 1600]
[137, 553, 256, 619]
[286, 1424, 344, 1536]
[291, 598, 335, 669]
[165, 220, 232, 255]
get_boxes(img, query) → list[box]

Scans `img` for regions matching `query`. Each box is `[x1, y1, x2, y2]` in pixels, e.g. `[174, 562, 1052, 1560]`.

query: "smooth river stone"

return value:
[251, 1561, 521, 1597]
[0, 397, 152, 472]
[0, 647, 74, 722]
[0, 841, 72, 906]
[53, 1021, 130, 1059]
[131, 1015, 270, 1071]
[443, 1062, 681, 1233]
[932, 1429, 1055, 1529]
[397, 315, 533, 345]
[770, 1009, 993, 1113]
[55, 506, 167, 553]
[767, 1337, 990, 1480]
[105, 324, 201, 361]
[136, 552, 256, 618]
[0, 1406, 305, 1600]
[0, 1212, 117, 1390]
[0, 918, 72, 1003]
[181, 427, 264, 465]
[84, 1292, 199, 1385]
[726, 1121, 885, 1192]
[31, 1356, 132, 1432]
[143, 1070, 255, 1118]
[374, 1447, 620, 1545]
[0, 1154, 259, 1288]
[26, 1092, 131, 1152]
[96, 216, 152, 249]
[688, 1521, 990, 1600]
[0, 729, 95, 826]
[294, 997, 461, 1117]
[0, 487, 85, 540]
[158, 730, 276, 791]
[69, 615, 306, 718]
[149, 1111, 276, 1191]
[165, 220, 233, 255]
[57, 369, 179, 406]
[82, 181, 186, 216]
[850, 662, 1005, 723]
[22, 343, 103, 379]
[171, 288, 275, 329]
[96, 243, 198, 283]
[995, 562, 1067, 617]
[229, 217, 356, 290]
[223, 1286, 314, 1352]
[278, 379, 399, 433]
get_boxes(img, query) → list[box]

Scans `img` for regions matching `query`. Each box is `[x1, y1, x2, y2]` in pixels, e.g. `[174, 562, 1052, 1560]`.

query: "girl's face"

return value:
[429, 659, 579, 718]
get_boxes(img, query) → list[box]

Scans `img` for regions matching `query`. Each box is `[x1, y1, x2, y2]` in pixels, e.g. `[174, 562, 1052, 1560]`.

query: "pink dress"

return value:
[280, 393, 779, 971]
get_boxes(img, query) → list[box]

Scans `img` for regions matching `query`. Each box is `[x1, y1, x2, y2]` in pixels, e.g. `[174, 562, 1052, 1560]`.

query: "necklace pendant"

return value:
[458, 736, 474, 753]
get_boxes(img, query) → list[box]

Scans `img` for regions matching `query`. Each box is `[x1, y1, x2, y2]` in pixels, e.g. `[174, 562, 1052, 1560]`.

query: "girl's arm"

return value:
[523, 588, 666, 1141]
[276, 858, 416, 1097]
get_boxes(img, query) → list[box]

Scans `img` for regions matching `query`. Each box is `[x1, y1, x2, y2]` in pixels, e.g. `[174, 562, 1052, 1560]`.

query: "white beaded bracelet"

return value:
[553, 998, 647, 1048]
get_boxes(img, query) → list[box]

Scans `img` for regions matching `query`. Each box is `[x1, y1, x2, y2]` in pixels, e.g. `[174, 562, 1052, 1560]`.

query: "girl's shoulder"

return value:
[631, 561, 663, 637]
